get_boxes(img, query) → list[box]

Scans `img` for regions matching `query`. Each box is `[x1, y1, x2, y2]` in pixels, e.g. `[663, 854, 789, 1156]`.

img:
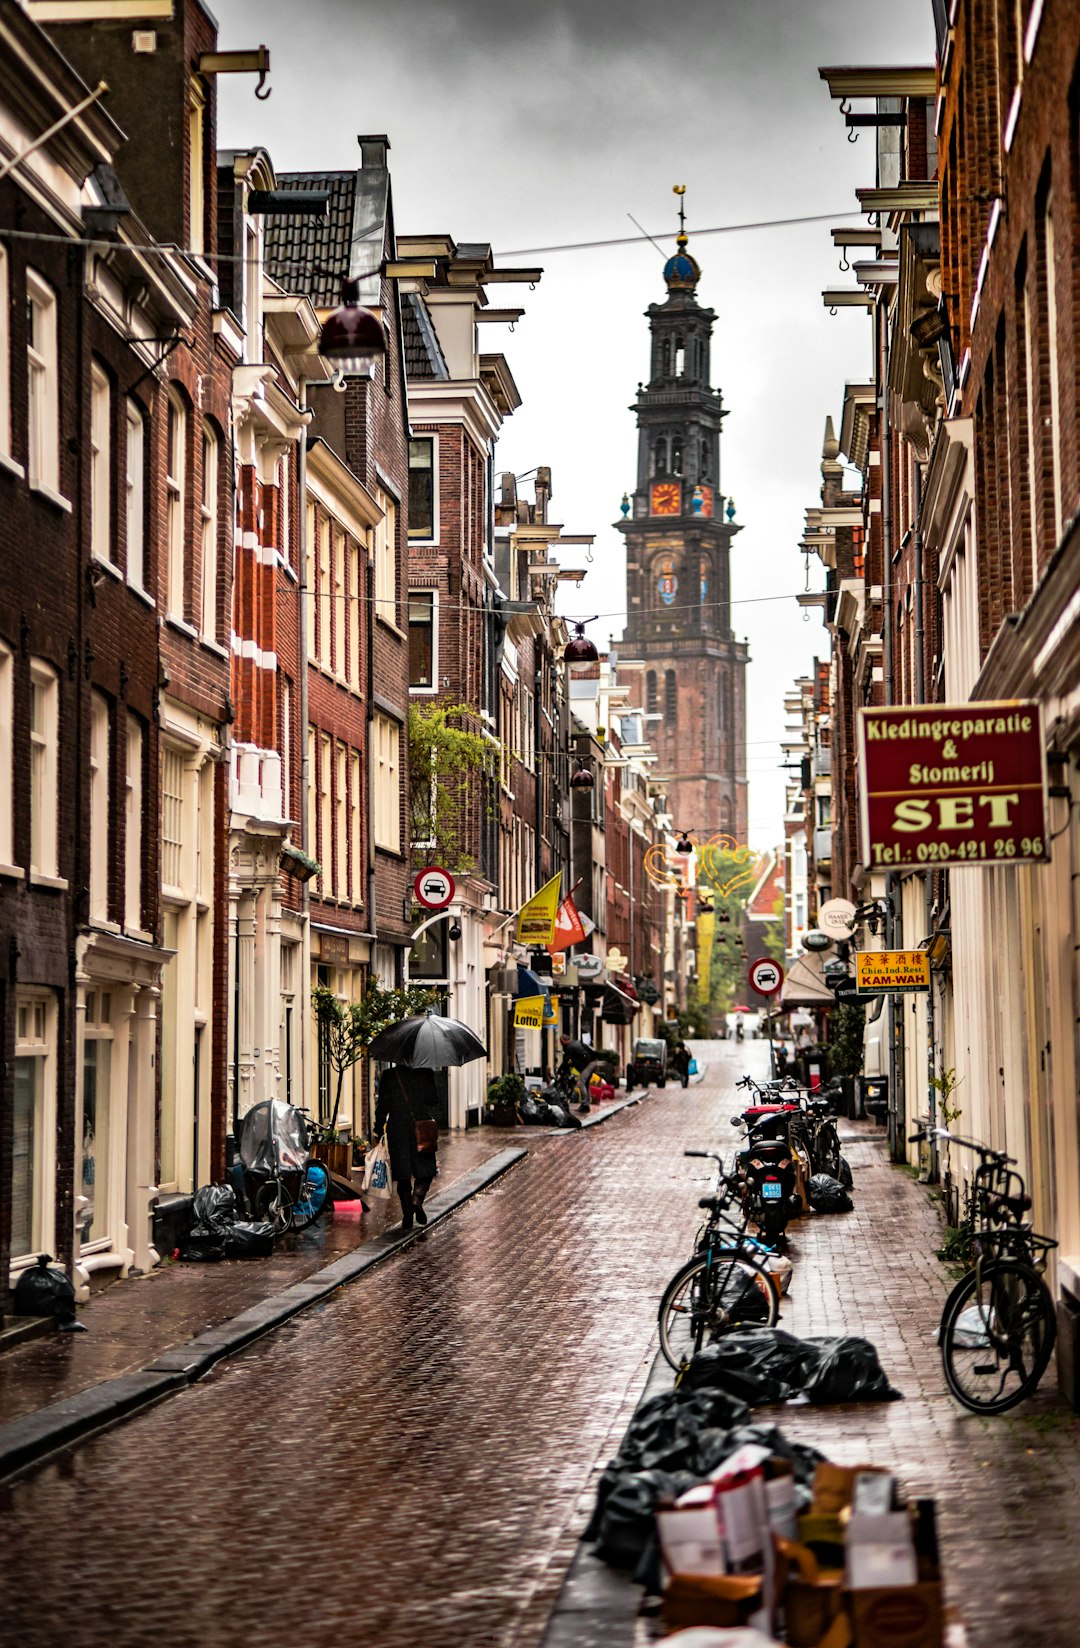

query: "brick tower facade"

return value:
[617, 207, 748, 844]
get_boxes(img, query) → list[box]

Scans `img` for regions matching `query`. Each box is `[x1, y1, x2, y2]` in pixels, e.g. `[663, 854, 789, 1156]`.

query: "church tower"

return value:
[617, 192, 748, 844]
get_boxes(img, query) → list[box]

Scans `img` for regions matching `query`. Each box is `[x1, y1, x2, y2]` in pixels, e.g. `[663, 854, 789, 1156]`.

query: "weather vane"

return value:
[673, 183, 688, 245]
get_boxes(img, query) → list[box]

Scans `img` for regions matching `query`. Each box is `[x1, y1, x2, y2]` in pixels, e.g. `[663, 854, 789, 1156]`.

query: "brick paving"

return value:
[0, 1046, 1077, 1648]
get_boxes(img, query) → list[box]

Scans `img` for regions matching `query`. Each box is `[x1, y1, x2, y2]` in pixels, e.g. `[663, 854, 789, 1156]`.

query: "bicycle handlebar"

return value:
[909, 1119, 1015, 1164]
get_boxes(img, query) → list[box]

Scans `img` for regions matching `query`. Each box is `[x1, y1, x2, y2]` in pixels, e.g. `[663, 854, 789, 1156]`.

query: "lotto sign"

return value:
[857, 702, 1048, 872]
[748, 957, 784, 997]
[414, 866, 455, 910]
[854, 950, 930, 995]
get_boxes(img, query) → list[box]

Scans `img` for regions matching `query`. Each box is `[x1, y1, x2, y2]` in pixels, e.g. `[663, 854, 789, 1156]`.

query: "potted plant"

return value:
[485, 1073, 525, 1127]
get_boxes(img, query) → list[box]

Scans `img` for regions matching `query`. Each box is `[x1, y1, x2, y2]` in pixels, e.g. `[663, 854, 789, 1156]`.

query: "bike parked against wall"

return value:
[237, 1099, 333, 1236]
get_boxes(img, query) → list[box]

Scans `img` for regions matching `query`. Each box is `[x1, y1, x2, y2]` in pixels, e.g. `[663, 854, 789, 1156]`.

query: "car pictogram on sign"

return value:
[414, 867, 455, 911]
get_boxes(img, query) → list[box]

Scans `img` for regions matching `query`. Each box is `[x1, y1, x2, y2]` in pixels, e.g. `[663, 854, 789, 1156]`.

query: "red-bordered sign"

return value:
[748, 957, 784, 997]
[414, 866, 455, 911]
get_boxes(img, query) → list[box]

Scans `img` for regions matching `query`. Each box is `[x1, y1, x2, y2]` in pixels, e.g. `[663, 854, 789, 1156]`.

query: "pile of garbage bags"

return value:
[179, 1184, 276, 1262]
[679, 1327, 903, 1407]
[13, 1254, 86, 1331]
[808, 1172, 854, 1213]
[519, 1094, 583, 1129]
[586, 1384, 826, 1587]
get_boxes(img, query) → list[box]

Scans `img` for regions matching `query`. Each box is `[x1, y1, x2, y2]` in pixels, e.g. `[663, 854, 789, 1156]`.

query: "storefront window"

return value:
[12, 1057, 39, 1257]
[81, 990, 113, 1249]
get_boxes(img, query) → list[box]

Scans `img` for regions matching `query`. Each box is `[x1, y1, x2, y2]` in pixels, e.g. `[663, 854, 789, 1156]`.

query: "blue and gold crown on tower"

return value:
[663, 184, 701, 292]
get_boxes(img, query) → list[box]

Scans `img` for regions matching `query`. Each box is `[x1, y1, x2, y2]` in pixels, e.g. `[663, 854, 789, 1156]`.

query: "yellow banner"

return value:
[695, 905, 715, 1009]
[542, 992, 559, 1027]
[515, 874, 562, 946]
[854, 949, 930, 994]
[514, 994, 545, 1029]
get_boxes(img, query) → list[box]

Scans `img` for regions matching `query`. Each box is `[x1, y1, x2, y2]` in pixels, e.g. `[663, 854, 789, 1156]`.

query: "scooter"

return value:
[730, 1103, 801, 1248]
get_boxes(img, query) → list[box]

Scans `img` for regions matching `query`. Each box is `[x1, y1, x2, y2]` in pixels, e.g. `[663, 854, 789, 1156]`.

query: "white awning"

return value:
[780, 951, 835, 1007]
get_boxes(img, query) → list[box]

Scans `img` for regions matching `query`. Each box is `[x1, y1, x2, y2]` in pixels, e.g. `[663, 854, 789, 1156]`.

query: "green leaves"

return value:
[407, 700, 498, 871]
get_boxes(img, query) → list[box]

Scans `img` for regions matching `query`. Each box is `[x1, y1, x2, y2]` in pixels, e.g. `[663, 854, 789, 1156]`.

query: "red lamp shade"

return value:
[564, 621, 599, 664]
[570, 761, 595, 790]
[319, 278, 385, 375]
[675, 833, 695, 855]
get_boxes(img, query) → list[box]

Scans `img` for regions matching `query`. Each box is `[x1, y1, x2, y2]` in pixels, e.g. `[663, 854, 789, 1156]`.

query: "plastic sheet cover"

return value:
[238, 1099, 309, 1173]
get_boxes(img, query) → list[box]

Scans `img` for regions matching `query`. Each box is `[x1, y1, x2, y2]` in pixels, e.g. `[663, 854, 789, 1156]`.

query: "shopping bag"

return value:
[361, 1134, 393, 1200]
[688, 1058, 699, 1075]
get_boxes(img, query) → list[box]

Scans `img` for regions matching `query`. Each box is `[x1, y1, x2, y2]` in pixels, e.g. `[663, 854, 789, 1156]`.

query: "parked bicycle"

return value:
[238, 1099, 333, 1237]
[657, 1149, 782, 1370]
[911, 1121, 1057, 1413]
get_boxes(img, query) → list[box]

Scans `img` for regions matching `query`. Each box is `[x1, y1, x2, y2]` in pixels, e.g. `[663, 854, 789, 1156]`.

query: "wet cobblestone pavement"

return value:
[1, 1045, 1078, 1648]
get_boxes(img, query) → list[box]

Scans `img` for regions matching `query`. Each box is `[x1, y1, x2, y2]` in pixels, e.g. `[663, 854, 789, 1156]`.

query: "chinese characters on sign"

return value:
[857, 702, 1048, 872]
[854, 951, 930, 995]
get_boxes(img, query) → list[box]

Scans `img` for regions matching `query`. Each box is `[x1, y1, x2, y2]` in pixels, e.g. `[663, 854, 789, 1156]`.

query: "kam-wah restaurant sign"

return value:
[857, 701, 1048, 873]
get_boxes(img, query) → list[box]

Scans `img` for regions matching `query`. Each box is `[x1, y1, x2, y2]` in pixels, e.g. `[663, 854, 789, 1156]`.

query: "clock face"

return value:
[650, 480, 681, 516]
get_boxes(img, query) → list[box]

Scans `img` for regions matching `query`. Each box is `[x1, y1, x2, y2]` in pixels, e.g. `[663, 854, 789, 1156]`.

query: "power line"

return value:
[288, 583, 824, 620]
[496, 210, 863, 259]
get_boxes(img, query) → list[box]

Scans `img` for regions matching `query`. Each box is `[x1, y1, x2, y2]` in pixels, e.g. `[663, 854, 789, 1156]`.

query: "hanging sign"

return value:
[542, 992, 559, 1027]
[414, 866, 455, 910]
[748, 957, 784, 997]
[575, 954, 605, 981]
[854, 950, 930, 995]
[549, 894, 587, 953]
[513, 994, 545, 1029]
[857, 701, 1049, 872]
[515, 874, 562, 945]
[818, 897, 857, 937]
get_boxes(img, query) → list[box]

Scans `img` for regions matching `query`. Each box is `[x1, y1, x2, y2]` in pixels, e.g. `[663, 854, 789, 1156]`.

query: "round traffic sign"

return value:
[414, 866, 455, 911]
[748, 956, 784, 996]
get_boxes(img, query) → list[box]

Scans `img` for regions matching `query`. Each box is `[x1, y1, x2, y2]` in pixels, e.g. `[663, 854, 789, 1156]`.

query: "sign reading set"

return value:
[854, 950, 930, 995]
[857, 701, 1048, 873]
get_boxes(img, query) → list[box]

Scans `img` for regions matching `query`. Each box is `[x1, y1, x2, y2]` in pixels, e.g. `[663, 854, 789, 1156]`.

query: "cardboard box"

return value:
[659, 1571, 763, 1632]
[848, 1582, 944, 1648]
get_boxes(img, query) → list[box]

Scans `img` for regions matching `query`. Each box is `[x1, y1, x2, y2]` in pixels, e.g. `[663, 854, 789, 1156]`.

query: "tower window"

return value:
[674, 338, 685, 376]
[646, 671, 658, 715]
[665, 670, 677, 719]
[671, 439, 683, 476]
[700, 437, 710, 480]
[660, 338, 671, 376]
[653, 437, 667, 475]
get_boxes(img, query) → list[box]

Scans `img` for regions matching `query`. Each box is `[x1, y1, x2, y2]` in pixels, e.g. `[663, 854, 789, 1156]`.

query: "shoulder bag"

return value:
[397, 1072, 439, 1154]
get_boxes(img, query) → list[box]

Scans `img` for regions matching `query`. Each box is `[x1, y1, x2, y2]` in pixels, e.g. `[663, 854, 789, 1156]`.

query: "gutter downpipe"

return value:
[880, 299, 902, 1162]
[912, 461, 939, 1181]
[297, 380, 311, 1125]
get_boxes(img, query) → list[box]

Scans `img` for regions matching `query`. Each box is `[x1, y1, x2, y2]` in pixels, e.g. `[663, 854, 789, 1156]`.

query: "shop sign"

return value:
[818, 897, 857, 937]
[542, 992, 559, 1027]
[550, 952, 567, 976]
[801, 930, 832, 953]
[857, 701, 1048, 872]
[833, 979, 875, 1004]
[638, 981, 660, 1004]
[576, 954, 605, 981]
[513, 994, 545, 1029]
[854, 950, 930, 995]
[515, 874, 562, 946]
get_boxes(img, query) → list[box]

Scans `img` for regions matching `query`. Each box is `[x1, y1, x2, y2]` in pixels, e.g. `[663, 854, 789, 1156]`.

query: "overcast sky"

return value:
[216, 0, 931, 850]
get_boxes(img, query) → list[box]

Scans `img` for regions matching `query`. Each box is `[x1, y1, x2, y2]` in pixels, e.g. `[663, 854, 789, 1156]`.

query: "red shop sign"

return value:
[857, 700, 1048, 872]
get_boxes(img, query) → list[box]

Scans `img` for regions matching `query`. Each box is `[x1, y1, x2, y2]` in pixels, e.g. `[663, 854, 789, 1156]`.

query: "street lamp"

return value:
[319, 278, 386, 377]
[563, 620, 599, 665]
[570, 758, 595, 790]
[675, 831, 695, 855]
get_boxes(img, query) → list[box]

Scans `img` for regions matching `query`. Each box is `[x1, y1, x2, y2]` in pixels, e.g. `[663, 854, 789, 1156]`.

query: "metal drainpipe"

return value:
[912, 460, 939, 1180]
[880, 302, 902, 1161]
[296, 383, 311, 1127]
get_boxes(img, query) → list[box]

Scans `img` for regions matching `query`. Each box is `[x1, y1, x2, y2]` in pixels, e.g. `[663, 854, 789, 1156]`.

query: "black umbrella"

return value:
[368, 1009, 487, 1069]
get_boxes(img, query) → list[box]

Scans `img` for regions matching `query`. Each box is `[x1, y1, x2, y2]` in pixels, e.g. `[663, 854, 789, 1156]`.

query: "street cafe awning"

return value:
[779, 950, 836, 1008]
[515, 964, 548, 999]
[601, 979, 639, 1024]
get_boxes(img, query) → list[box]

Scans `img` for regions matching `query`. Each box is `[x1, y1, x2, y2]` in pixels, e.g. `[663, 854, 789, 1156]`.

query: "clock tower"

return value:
[617, 196, 748, 844]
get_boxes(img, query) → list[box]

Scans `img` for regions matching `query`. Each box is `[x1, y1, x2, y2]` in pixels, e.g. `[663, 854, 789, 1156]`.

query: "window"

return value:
[305, 502, 317, 661]
[0, 246, 10, 458]
[660, 338, 671, 376]
[665, 669, 678, 720]
[125, 401, 146, 591]
[408, 437, 435, 539]
[280, 941, 298, 1106]
[374, 486, 397, 623]
[319, 733, 332, 896]
[90, 362, 112, 562]
[373, 715, 400, 851]
[161, 745, 185, 891]
[347, 538, 361, 687]
[409, 591, 435, 688]
[653, 437, 667, 475]
[0, 641, 12, 866]
[335, 743, 347, 898]
[307, 726, 316, 877]
[26, 270, 59, 492]
[279, 449, 291, 569]
[13, 992, 56, 1259]
[281, 676, 292, 820]
[1043, 189, 1063, 547]
[674, 338, 685, 376]
[81, 988, 114, 1248]
[125, 715, 143, 931]
[29, 660, 58, 877]
[188, 81, 205, 255]
[350, 750, 363, 905]
[166, 392, 186, 618]
[333, 526, 345, 677]
[200, 423, 218, 638]
[89, 690, 110, 923]
[646, 671, 658, 715]
[318, 513, 331, 667]
[671, 438, 683, 476]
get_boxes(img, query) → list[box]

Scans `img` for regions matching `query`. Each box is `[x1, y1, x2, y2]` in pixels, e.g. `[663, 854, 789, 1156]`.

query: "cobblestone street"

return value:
[1, 1045, 1078, 1648]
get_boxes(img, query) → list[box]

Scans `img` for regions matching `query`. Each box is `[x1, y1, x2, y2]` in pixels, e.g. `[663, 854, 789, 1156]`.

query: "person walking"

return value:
[671, 1039, 692, 1088]
[374, 1064, 440, 1231]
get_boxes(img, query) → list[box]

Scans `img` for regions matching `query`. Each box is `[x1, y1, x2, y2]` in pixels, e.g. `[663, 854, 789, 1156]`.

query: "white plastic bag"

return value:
[361, 1134, 393, 1201]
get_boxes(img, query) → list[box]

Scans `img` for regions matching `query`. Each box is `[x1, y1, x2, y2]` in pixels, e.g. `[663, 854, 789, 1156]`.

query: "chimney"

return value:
[358, 134, 390, 169]
[534, 465, 551, 521]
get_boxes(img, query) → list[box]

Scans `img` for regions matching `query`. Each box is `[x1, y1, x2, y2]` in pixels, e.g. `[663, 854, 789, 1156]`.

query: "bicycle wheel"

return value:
[255, 1178, 294, 1236]
[658, 1249, 780, 1371]
[813, 1123, 841, 1179]
[292, 1161, 332, 1231]
[940, 1259, 1056, 1414]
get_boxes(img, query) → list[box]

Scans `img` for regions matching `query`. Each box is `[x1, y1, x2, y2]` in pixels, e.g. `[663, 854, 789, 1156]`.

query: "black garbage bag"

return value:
[715, 1423, 826, 1488]
[680, 1328, 816, 1405]
[223, 1220, 276, 1259]
[519, 1095, 545, 1125]
[617, 1387, 750, 1473]
[808, 1173, 854, 1213]
[180, 1230, 227, 1262]
[13, 1254, 82, 1329]
[802, 1336, 903, 1404]
[592, 1468, 699, 1569]
[838, 1155, 854, 1189]
[192, 1182, 237, 1232]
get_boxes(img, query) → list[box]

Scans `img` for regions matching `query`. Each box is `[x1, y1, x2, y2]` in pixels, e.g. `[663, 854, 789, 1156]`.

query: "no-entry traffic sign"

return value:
[748, 957, 784, 997]
[414, 866, 455, 911]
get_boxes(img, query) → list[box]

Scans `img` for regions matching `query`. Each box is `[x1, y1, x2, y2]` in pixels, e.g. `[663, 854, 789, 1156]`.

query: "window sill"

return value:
[91, 555, 124, 583]
[123, 926, 155, 945]
[165, 614, 199, 640]
[89, 917, 122, 935]
[375, 615, 406, 642]
[29, 871, 68, 891]
[0, 451, 26, 480]
[30, 480, 73, 514]
[0, 860, 24, 880]
[199, 637, 228, 659]
[374, 844, 405, 861]
[129, 582, 155, 609]
[409, 685, 437, 695]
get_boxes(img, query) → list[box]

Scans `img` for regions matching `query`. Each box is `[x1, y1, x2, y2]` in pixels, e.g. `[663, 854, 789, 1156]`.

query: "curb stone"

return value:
[0, 1145, 527, 1484]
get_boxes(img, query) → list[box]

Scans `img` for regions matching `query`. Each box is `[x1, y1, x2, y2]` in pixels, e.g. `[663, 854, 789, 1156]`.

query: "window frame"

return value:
[89, 689, 110, 924]
[0, 640, 13, 868]
[90, 360, 112, 564]
[199, 421, 219, 639]
[408, 589, 437, 692]
[29, 658, 59, 879]
[124, 713, 143, 933]
[26, 268, 59, 493]
[374, 486, 398, 627]
[373, 714, 401, 853]
[12, 989, 58, 1263]
[166, 390, 187, 620]
[0, 245, 10, 460]
[125, 399, 147, 593]
[408, 434, 438, 543]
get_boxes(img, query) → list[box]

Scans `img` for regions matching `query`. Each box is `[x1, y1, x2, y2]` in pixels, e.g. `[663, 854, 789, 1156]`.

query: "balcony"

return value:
[813, 826, 833, 865]
[813, 745, 832, 778]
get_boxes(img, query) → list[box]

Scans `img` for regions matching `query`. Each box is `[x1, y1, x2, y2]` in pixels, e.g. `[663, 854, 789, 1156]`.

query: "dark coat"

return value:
[375, 1066, 440, 1185]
